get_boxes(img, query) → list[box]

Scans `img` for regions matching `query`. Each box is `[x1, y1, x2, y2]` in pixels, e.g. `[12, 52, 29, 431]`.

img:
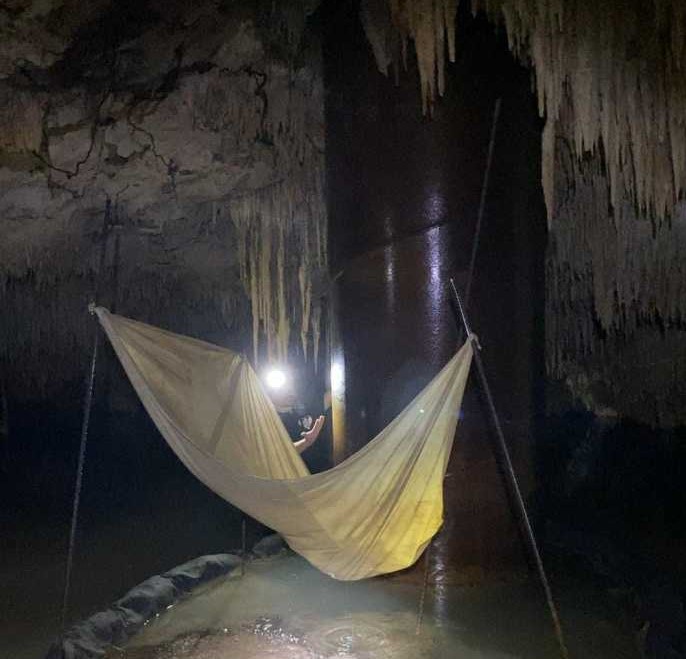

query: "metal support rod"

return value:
[449, 278, 570, 659]
[464, 97, 502, 311]
[60, 199, 112, 633]
[415, 542, 431, 635]
[102, 217, 123, 413]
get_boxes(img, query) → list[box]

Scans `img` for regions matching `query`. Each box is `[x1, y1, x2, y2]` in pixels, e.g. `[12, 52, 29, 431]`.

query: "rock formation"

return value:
[0, 0, 326, 397]
[360, 0, 686, 425]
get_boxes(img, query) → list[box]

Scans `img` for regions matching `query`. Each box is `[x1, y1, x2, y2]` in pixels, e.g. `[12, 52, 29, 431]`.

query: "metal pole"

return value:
[415, 543, 431, 636]
[102, 212, 122, 413]
[60, 199, 112, 633]
[449, 278, 570, 659]
[464, 97, 502, 311]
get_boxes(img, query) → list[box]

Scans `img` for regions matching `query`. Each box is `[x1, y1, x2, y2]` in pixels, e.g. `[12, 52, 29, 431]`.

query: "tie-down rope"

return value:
[59, 199, 113, 635]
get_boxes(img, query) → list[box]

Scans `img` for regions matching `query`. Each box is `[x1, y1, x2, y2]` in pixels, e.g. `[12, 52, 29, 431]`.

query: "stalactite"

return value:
[362, 0, 458, 114]
[311, 303, 322, 374]
[546, 131, 686, 426]
[0, 4, 329, 402]
[367, 0, 686, 219]
[224, 53, 327, 369]
[0, 52, 327, 379]
[176, 49, 328, 369]
[230, 160, 326, 368]
[547, 105, 686, 337]
[276, 222, 290, 363]
[364, 0, 686, 424]
[299, 258, 312, 361]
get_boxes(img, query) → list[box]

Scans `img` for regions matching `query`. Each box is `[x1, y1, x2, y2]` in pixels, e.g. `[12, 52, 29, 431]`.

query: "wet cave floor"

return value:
[106, 554, 640, 659]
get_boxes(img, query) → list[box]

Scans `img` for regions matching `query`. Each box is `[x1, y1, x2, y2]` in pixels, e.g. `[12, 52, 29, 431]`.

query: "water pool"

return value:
[107, 553, 639, 659]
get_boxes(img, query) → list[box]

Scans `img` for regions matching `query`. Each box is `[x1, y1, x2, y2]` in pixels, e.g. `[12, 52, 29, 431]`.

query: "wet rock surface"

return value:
[0, 0, 325, 395]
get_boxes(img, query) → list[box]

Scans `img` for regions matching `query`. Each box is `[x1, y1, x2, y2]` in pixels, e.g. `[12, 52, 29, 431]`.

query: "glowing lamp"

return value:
[265, 368, 287, 390]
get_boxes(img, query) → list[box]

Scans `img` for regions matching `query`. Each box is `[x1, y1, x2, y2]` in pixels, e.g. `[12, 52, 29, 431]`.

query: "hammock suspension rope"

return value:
[464, 96, 502, 311]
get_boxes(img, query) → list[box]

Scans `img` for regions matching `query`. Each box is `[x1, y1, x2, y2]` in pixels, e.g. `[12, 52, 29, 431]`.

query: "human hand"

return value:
[294, 415, 325, 453]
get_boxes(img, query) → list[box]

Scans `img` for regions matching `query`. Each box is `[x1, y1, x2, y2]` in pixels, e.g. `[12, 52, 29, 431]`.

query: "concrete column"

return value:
[323, 1, 546, 573]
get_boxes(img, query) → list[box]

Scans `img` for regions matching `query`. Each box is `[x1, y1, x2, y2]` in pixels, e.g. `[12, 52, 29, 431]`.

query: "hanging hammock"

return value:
[95, 307, 473, 581]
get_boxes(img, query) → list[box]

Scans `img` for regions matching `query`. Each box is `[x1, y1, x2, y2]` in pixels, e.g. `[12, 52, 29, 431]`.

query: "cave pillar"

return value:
[323, 3, 547, 572]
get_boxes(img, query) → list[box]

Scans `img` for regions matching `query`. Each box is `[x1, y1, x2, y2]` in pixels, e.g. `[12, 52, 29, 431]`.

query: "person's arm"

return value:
[293, 415, 325, 454]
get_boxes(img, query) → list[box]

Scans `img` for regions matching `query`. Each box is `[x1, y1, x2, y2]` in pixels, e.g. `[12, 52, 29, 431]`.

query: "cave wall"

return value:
[0, 7, 329, 624]
[2, 0, 685, 426]
[0, 0, 326, 400]
[360, 0, 686, 427]
[546, 148, 686, 427]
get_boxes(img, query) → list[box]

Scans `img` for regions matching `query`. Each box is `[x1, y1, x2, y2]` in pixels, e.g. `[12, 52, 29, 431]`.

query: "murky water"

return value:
[107, 554, 640, 659]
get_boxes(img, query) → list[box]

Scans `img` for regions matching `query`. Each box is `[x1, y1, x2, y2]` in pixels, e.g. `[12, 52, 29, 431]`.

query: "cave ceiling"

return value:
[0, 0, 326, 395]
[2, 0, 686, 426]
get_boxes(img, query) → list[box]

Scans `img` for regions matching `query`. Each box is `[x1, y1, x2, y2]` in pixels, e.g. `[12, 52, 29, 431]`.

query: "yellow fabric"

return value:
[95, 307, 473, 580]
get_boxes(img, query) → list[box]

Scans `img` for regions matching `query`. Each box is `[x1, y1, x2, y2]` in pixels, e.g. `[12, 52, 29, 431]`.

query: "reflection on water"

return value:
[424, 225, 442, 320]
[383, 243, 397, 316]
[113, 613, 425, 659]
[109, 554, 640, 659]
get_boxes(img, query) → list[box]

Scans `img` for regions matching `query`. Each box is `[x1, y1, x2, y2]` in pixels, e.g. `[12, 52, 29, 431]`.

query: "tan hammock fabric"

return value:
[95, 307, 474, 580]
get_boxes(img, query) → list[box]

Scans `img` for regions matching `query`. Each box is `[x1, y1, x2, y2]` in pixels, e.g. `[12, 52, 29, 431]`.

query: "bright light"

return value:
[330, 361, 344, 394]
[265, 368, 287, 390]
